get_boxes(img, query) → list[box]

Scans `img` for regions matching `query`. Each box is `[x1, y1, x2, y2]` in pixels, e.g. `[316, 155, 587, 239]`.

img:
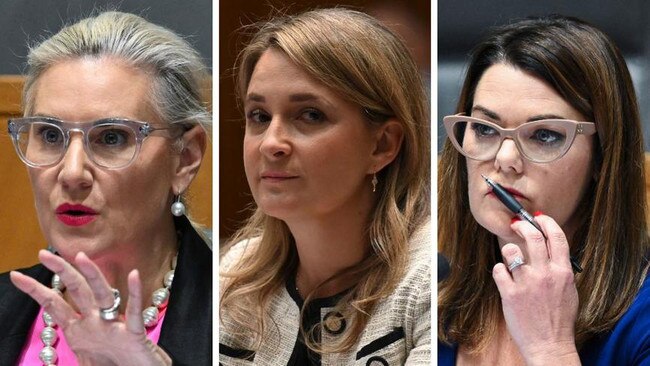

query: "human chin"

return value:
[470, 200, 520, 243]
[47, 231, 108, 259]
[255, 192, 302, 220]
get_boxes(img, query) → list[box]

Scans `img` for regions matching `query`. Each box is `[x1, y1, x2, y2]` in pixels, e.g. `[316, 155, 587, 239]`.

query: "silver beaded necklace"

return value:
[38, 253, 177, 365]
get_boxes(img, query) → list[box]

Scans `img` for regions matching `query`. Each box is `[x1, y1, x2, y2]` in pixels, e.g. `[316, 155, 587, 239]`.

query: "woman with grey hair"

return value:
[0, 11, 211, 365]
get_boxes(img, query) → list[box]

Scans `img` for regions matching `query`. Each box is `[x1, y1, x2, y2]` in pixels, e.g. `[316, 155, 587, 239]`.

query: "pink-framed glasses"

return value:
[442, 114, 596, 163]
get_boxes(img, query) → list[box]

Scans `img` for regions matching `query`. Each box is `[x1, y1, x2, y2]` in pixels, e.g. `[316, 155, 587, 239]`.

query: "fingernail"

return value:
[534, 210, 544, 217]
[511, 216, 521, 224]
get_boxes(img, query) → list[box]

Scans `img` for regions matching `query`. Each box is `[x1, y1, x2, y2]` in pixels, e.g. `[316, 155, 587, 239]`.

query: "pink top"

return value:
[17, 306, 167, 365]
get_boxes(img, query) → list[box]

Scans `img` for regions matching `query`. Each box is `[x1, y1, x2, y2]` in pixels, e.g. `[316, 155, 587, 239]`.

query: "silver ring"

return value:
[99, 288, 121, 321]
[507, 256, 525, 272]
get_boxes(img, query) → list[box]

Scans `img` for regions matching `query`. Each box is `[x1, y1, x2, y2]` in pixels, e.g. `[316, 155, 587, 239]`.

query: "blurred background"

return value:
[438, 0, 650, 152]
[219, 0, 430, 241]
[0, 0, 212, 272]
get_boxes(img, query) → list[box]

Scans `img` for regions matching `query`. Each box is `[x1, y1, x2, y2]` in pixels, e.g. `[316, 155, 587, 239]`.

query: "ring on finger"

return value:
[507, 256, 525, 272]
[99, 288, 121, 321]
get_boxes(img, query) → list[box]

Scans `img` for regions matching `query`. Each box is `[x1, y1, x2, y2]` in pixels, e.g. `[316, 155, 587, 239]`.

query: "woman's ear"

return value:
[369, 119, 404, 173]
[172, 125, 207, 191]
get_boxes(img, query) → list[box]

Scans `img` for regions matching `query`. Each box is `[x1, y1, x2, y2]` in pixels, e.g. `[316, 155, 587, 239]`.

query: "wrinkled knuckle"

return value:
[549, 231, 567, 244]
[528, 232, 546, 244]
[539, 272, 556, 289]
[557, 267, 575, 283]
[505, 286, 523, 302]
[41, 295, 56, 309]
[501, 243, 520, 257]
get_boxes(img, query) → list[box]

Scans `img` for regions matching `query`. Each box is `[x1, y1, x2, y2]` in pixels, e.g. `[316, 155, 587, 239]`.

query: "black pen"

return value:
[481, 174, 583, 273]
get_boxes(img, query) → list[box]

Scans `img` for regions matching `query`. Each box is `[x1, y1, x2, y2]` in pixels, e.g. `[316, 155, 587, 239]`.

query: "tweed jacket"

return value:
[219, 222, 431, 365]
[0, 215, 212, 366]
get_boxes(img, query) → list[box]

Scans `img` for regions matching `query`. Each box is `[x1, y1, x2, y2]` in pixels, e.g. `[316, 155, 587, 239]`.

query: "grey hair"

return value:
[23, 11, 211, 133]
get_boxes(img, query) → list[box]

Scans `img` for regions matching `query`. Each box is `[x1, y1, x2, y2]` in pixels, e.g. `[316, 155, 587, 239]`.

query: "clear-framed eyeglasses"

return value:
[442, 114, 597, 163]
[7, 117, 186, 169]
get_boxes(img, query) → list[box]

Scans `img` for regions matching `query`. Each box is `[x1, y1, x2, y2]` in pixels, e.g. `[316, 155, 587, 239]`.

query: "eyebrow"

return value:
[471, 105, 500, 120]
[246, 93, 265, 103]
[288, 93, 320, 102]
[527, 114, 568, 121]
[31, 113, 138, 122]
[472, 105, 568, 122]
[31, 113, 60, 120]
[245, 92, 325, 104]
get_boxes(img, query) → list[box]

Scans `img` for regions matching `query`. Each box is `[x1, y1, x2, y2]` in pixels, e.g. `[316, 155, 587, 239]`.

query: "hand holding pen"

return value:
[481, 174, 583, 273]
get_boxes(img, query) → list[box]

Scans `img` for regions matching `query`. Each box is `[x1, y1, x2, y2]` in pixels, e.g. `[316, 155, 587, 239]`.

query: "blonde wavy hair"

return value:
[221, 8, 430, 354]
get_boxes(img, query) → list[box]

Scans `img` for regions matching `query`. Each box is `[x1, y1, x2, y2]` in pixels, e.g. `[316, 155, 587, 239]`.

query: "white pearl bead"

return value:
[39, 345, 57, 364]
[42, 311, 55, 327]
[143, 306, 159, 328]
[152, 288, 170, 307]
[171, 201, 185, 217]
[164, 270, 175, 288]
[51, 274, 64, 291]
[40, 326, 58, 346]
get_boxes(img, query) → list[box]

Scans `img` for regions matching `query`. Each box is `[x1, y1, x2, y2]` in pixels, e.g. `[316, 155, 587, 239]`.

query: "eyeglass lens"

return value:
[450, 119, 570, 162]
[14, 121, 138, 168]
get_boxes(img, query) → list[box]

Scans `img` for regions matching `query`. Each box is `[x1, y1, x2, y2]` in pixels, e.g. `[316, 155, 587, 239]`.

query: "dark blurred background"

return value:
[219, 0, 430, 240]
[438, 0, 650, 151]
[0, 0, 212, 74]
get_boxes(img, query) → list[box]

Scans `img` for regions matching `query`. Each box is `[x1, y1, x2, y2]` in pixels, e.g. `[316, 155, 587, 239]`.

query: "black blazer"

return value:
[0, 215, 212, 365]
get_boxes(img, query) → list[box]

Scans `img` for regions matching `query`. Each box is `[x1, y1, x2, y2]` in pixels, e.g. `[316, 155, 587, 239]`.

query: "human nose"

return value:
[58, 134, 93, 189]
[493, 138, 524, 174]
[259, 118, 292, 158]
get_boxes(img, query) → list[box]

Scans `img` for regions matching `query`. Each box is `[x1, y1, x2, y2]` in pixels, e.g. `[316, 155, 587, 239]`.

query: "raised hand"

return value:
[493, 214, 580, 366]
[10, 250, 171, 366]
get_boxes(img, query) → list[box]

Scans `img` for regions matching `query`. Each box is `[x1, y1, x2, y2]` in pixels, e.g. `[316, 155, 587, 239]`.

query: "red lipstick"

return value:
[55, 203, 98, 227]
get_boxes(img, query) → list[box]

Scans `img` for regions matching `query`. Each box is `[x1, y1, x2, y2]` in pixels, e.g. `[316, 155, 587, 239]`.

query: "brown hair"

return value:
[438, 15, 650, 352]
[221, 8, 429, 354]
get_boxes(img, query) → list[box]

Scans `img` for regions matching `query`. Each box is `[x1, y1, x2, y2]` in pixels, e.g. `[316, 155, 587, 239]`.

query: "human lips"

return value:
[55, 203, 98, 227]
[260, 171, 299, 182]
[486, 184, 528, 200]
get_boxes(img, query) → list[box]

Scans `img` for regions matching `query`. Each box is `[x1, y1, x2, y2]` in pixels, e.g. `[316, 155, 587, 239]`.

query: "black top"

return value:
[0, 215, 212, 366]
[285, 276, 348, 366]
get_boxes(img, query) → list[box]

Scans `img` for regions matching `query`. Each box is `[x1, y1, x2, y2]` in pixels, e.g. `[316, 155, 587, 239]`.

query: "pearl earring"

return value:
[171, 194, 186, 217]
[372, 173, 378, 193]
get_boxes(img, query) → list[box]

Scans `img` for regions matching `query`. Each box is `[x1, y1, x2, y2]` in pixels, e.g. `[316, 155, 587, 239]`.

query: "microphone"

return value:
[438, 253, 450, 282]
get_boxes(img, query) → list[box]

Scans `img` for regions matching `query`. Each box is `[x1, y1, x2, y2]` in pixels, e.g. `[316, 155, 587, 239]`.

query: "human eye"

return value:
[529, 128, 566, 145]
[469, 121, 498, 138]
[246, 109, 271, 124]
[93, 128, 130, 147]
[298, 108, 326, 123]
[36, 125, 63, 145]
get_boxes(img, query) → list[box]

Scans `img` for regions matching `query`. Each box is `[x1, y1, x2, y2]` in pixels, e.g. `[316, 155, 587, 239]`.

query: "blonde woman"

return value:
[0, 12, 211, 365]
[220, 8, 431, 365]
